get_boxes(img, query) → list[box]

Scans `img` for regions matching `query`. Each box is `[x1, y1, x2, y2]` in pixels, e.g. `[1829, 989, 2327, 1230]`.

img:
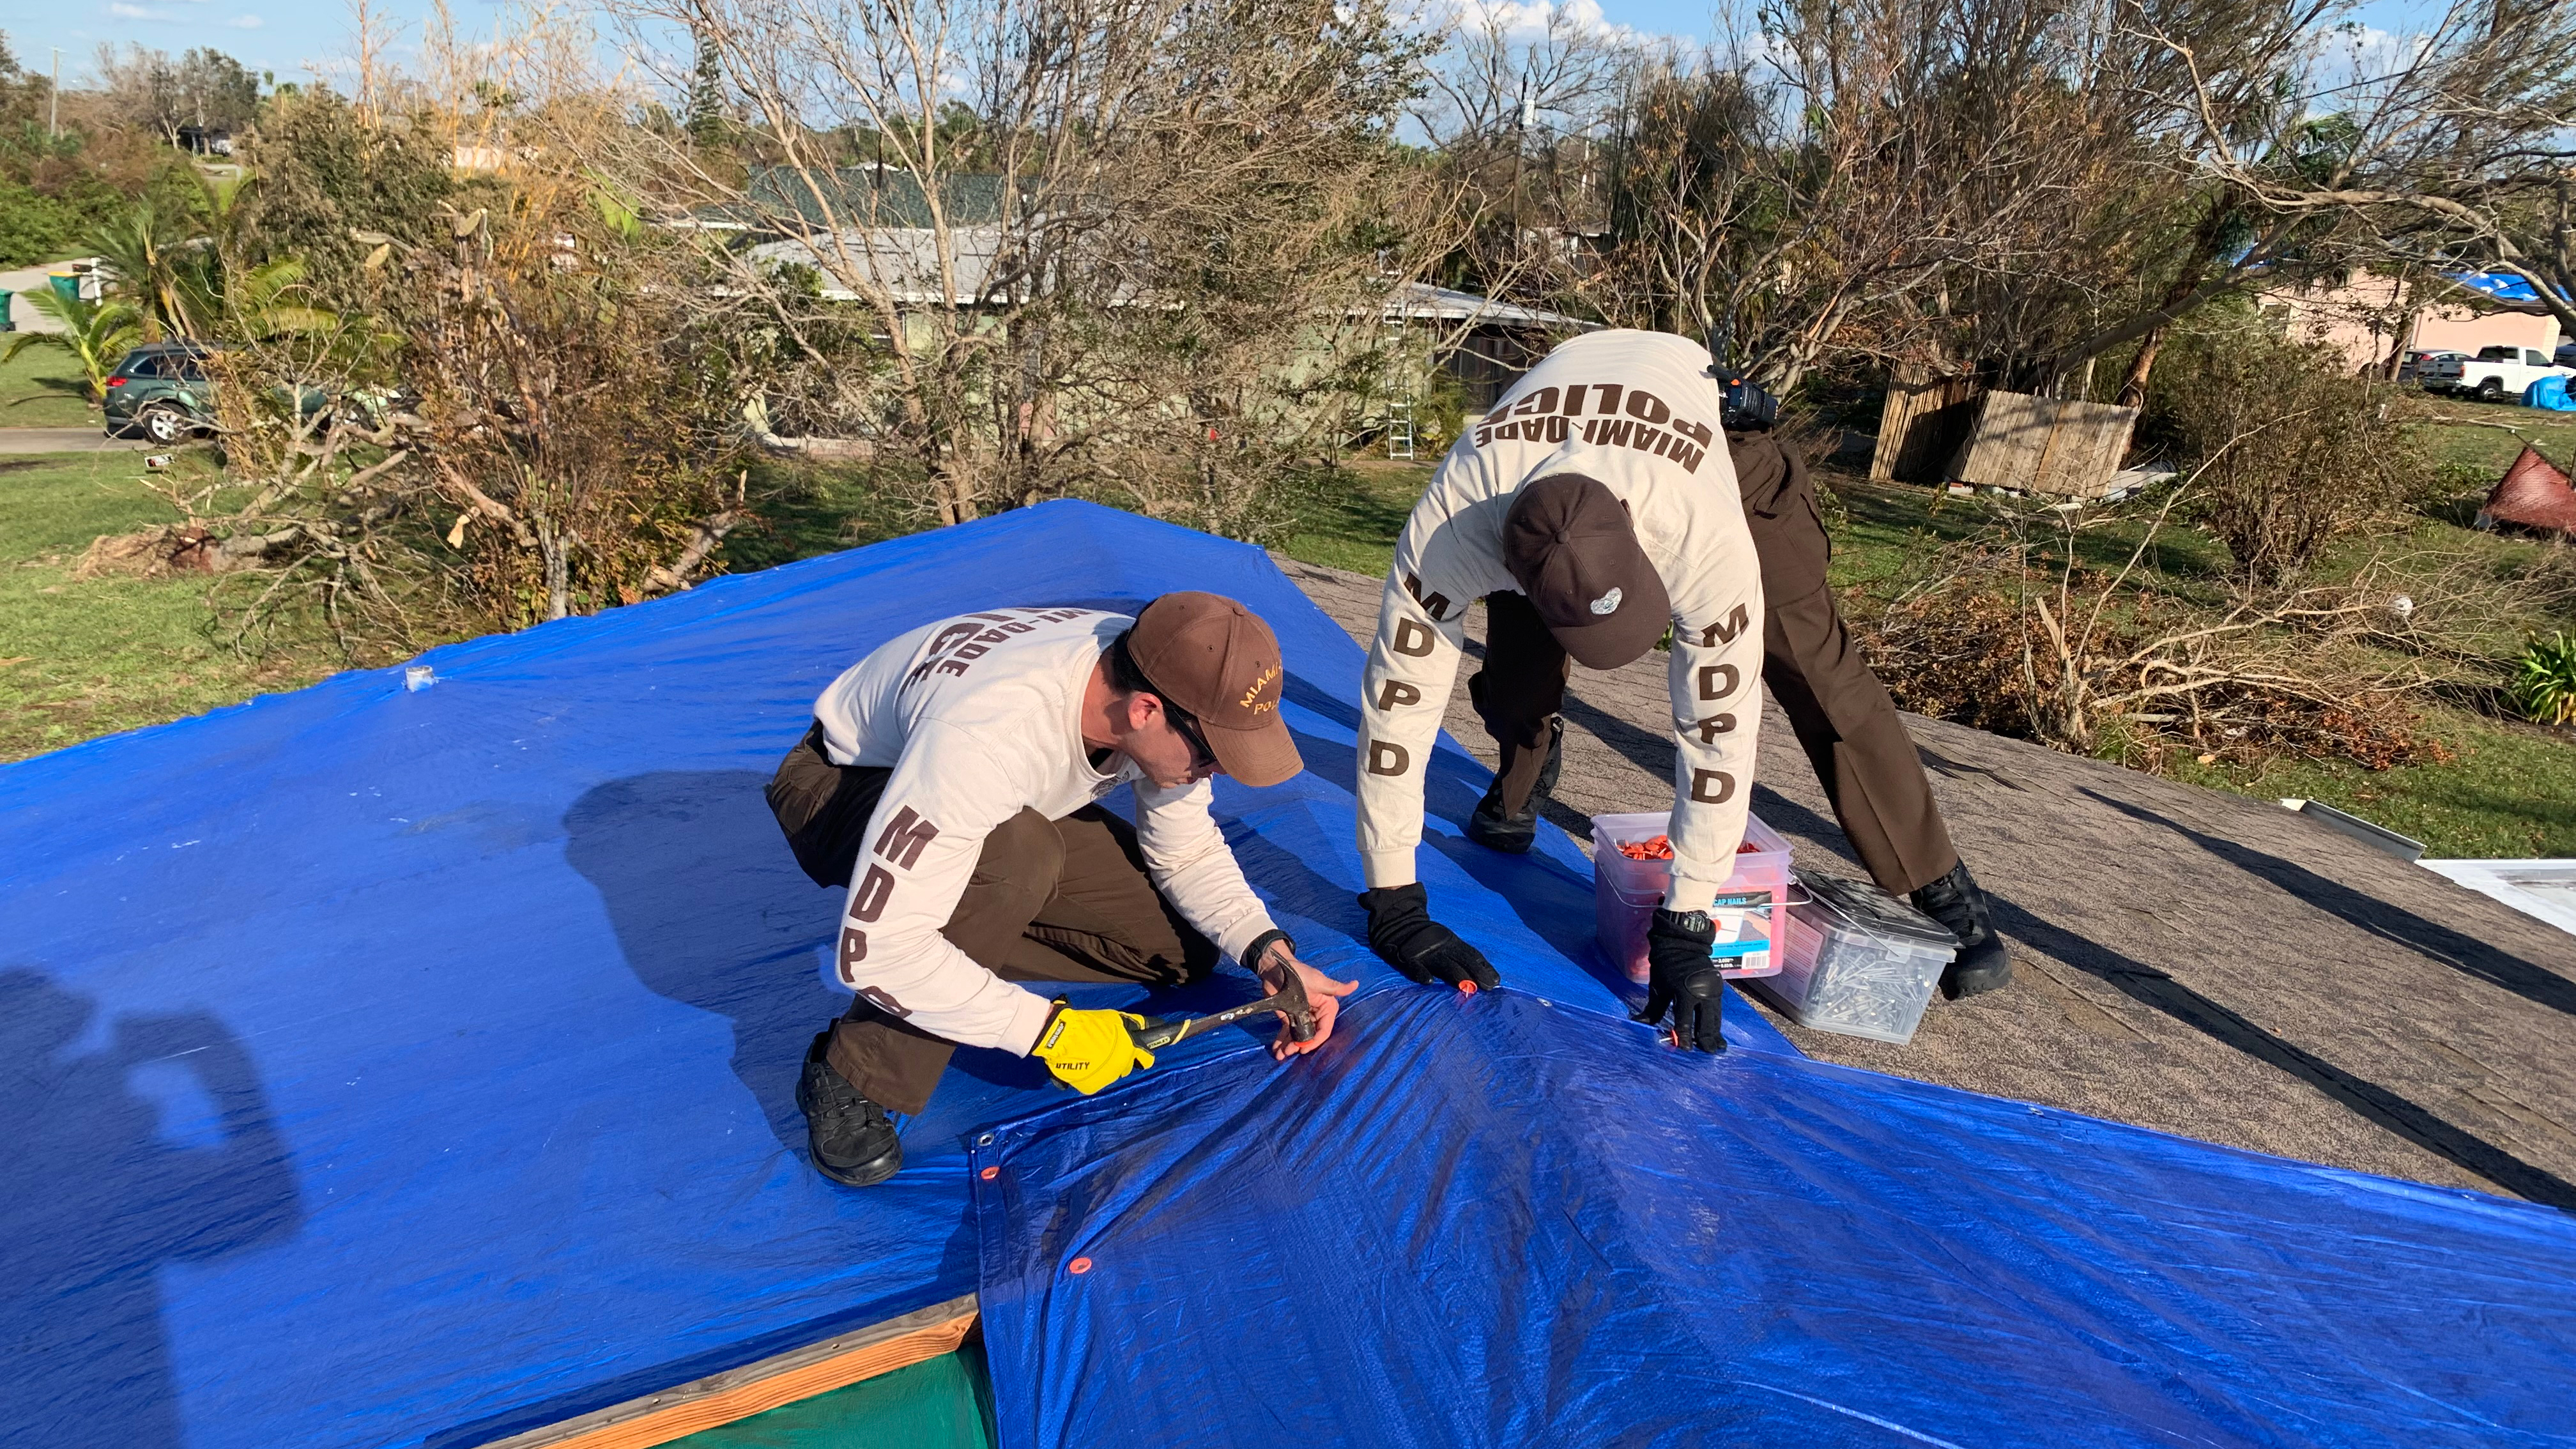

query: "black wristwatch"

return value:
[1243, 928, 1296, 977]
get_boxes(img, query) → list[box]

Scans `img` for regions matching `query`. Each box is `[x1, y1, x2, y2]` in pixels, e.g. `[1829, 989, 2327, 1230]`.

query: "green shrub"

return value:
[1419, 370, 1471, 451]
[2145, 321, 2420, 588]
[2510, 633, 2576, 726]
[2409, 460, 2494, 525]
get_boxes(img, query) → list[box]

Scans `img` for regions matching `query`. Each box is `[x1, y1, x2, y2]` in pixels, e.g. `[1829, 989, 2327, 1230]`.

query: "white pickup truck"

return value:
[2419, 344, 2573, 402]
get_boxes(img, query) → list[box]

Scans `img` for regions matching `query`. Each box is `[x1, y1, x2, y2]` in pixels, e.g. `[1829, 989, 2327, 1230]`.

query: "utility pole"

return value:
[49, 48, 61, 139]
[1512, 79, 1531, 239]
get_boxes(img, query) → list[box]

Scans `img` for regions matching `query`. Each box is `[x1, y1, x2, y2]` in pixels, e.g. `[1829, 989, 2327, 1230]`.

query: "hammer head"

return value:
[1270, 963, 1319, 1044]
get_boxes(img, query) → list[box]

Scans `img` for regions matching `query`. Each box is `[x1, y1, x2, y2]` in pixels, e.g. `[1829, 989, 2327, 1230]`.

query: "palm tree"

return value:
[4, 290, 144, 403]
[210, 257, 336, 339]
[89, 202, 210, 341]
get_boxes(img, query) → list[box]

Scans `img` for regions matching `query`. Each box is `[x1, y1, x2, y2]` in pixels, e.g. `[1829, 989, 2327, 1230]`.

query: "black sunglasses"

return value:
[1165, 702, 1218, 773]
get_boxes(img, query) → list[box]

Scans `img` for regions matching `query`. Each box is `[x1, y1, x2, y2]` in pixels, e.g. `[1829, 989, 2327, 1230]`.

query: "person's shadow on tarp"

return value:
[0, 970, 300, 1449]
[564, 772, 855, 1155]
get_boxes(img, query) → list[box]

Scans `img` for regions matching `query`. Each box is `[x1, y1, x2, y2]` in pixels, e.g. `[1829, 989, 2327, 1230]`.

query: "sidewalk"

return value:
[0, 428, 138, 454]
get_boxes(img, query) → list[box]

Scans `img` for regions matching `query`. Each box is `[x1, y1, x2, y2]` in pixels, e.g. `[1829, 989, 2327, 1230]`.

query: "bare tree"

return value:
[605, 0, 1438, 533]
[1409, 0, 1634, 296]
[1566, 0, 2340, 397]
[2152, 319, 2419, 588]
[94, 44, 259, 143]
[2145, 0, 2576, 341]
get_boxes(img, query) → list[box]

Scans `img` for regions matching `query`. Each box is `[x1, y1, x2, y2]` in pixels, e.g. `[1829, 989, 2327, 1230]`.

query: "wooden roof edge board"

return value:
[474, 1294, 983, 1449]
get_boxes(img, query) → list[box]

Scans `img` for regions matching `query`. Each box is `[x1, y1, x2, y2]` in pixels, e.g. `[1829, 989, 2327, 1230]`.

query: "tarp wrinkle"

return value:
[971, 990, 2576, 1449]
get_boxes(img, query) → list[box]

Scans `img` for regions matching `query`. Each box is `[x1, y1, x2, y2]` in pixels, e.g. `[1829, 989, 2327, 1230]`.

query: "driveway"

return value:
[1, 259, 96, 334]
[0, 428, 143, 454]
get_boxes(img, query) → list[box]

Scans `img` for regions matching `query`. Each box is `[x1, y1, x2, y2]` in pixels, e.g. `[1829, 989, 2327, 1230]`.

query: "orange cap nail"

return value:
[1457, 979, 1477, 995]
[1068, 1257, 1093, 1275]
[979, 1166, 999, 1181]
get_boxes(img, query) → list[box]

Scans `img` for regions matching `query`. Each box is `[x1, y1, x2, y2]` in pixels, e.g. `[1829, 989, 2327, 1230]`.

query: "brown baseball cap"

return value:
[1501, 473, 1671, 669]
[1126, 592, 1303, 786]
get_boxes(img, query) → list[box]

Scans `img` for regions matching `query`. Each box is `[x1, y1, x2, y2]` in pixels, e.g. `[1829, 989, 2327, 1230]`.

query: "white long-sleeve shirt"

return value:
[1357, 330, 1767, 911]
[813, 607, 1282, 1055]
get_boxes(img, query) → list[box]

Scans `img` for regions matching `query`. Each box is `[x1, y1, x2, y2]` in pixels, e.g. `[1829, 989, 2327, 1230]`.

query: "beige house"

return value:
[2263, 272, 2563, 373]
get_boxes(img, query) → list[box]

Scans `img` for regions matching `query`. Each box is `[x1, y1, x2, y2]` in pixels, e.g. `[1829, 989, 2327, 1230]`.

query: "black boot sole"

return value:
[811, 1137, 904, 1188]
[1940, 939, 2014, 1000]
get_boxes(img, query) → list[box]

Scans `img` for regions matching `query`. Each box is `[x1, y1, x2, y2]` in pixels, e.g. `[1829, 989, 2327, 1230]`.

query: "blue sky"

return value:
[0, 0, 2451, 96]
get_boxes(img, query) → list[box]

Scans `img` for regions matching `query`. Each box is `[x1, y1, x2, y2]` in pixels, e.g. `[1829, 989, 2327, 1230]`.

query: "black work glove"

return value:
[1356, 882, 1501, 991]
[1636, 908, 1727, 1053]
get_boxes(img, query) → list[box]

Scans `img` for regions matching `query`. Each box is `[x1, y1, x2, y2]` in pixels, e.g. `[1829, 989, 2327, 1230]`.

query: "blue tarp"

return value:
[8, 500, 2573, 1449]
[974, 988, 2576, 1447]
[2527, 376, 2575, 411]
[2451, 271, 2572, 307]
[0, 500, 1775, 1449]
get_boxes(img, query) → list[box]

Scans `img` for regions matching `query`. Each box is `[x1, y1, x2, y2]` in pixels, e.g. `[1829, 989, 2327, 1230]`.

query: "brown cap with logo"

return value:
[1500, 473, 1671, 669]
[1128, 592, 1303, 787]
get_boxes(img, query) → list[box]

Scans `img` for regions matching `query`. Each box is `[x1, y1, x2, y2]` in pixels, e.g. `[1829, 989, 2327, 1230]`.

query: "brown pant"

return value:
[1471, 433, 1959, 896]
[765, 724, 1218, 1114]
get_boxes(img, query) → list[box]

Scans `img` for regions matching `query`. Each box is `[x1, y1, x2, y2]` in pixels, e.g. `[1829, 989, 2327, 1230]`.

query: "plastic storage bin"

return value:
[1591, 811, 1793, 983]
[1744, 871, 1955, 1045]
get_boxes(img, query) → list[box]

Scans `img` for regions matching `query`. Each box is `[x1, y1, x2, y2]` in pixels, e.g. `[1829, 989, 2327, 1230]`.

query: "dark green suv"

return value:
[102, 342, 218, 443]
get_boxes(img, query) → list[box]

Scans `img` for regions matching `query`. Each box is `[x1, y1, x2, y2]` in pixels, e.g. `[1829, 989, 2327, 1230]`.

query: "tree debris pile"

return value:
[1859, 556, 2448, 773]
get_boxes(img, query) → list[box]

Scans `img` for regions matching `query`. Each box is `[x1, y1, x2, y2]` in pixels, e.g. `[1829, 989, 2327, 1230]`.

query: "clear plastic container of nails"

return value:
[1745, 871, 1956, 1045]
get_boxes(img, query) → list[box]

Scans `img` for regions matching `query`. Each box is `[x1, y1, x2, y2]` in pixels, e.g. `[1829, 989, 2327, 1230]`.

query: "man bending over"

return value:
[1354, 330, 2009, 1057]
[767, 594, 1351, 1186]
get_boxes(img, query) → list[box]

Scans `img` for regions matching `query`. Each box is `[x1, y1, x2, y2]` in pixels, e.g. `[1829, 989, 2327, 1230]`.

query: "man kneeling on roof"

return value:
[765, 594, 1353, 1187]
[1353, 330, 2011, 1054]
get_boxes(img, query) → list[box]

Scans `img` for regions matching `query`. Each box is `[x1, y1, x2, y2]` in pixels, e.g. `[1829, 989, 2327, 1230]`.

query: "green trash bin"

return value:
[0, 289, 12, 332]
[50, 273, 79, 305]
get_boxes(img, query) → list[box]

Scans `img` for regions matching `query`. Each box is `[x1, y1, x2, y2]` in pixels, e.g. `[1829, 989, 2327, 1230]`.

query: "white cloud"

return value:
[1462, 0, 1630, 41]
[1421, 0, 1644, 43]
[108, 2, 177, 17]
[226, 12, 263, 25]
[2317, 21, 2437, 96]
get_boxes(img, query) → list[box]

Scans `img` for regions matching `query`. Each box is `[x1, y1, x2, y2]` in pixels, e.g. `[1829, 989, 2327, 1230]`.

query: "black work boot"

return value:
[795, 1031, 903, 1187]
[1466, 716, 1565, 854]
[1908, 861, 2014, 1000]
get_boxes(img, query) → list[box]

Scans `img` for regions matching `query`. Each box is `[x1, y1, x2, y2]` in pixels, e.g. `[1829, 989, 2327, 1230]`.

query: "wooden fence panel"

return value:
[1948, 390, 2138, 498]
[1871, 365, 1982, 484]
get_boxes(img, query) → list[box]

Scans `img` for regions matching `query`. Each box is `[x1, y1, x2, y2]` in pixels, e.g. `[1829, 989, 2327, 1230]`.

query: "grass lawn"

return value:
[2407, 392, 2576, 475]
[0, 341, 105, 429]
[0, 448, 1392, 767]
[724, 456, 934, 572]
[1276, 459, 1431, 578]
[1812, 437, 2576, 857]
[2168, 709, 2576, 858]
[4, 425, 2568, 857]
[0, 448, 333, 762]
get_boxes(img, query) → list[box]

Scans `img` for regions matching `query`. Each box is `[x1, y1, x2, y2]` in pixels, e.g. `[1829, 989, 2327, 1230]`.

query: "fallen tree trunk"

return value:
[640, 511, 747, 598]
